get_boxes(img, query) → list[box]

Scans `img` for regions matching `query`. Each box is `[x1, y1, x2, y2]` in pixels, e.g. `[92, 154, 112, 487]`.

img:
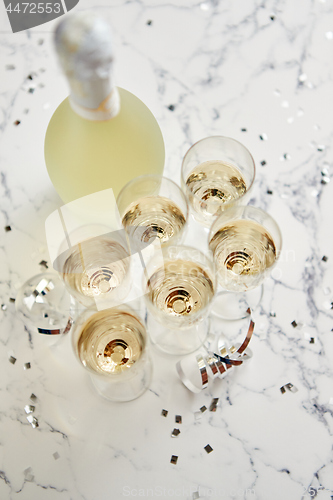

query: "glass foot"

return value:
[146, 313, 209, 356]
[210, 285, 263, 320]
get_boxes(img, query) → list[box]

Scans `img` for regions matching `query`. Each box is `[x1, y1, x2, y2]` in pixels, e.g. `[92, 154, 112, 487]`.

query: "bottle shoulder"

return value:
[48, 87, 158, 127]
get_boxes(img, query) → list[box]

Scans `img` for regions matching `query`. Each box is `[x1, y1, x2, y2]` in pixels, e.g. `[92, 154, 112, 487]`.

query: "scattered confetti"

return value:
[170, 455, 178, 465]
[9, 355, 16, 364]
[9, 298, 15, 303]
[291, 320, 298, 328]
[286, 383, 298, 393]
[28, 88, 35, 94]
[261, 160, 266, 166]
[259, 133, 268, 141]
[310, 338, 315, 344]
[27, 74, 34, 80]
[146, 19, 153, 25]
[209, 398, 219, 412]
[171, 428, 181, 438]
[175, 415, 182, 424]
[24, 405, 35, 414]
[39, 260, 48, 269]
[281, 100, 289, 108]
[53, 452, 60, 460]
[280, 383, 298, 394]
[280, 153, 291, 161]
[270, 14, 275, 21]
[1, 304, 7, 311]
[299, 73, 307, 83]
[322, 256, 329, 262]
[27, 415, 39, 428]
[23, 467, 34, 482]
[24, 362, 31, 370]
[204, 444, 213, 454]
[241, 128, 247, 132]
[161, 409, 168, 417]
[267, 189, 273, 195]
[325, 31, 333, 40]
[167, 104, 175, 111]
[274, 89, 281, 97]
[317, 145, 325, 152]
[199, 405, 207, 413]
[38, 38, 44, 45]
[30, 393, 37, 402]
[321, 176, 330, 185]
[270, 311, 276, 317]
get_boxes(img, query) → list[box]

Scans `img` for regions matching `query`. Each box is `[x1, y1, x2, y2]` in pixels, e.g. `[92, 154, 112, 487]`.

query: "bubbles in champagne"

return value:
[122, 195, 186, 246]
[146, 260, 215, 324]
[77, 309, 145, 374]
[209, 219, 277, 292]
[185, 160, 247, 217]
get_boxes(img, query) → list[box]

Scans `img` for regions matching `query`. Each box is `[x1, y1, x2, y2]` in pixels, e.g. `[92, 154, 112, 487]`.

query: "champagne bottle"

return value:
[44, 13, 165, 204]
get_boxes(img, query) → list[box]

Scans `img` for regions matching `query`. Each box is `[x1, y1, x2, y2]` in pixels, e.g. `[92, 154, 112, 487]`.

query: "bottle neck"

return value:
[54, 13, 120, 121]
[68, 77, 120, 121]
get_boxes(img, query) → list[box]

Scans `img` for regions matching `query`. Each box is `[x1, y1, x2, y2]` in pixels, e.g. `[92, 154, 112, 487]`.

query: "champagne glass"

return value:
[143, 245, 217, 355]
[71, 305, 152, 401]
[53, 224, 132, 310]
[117, 174, 189, 249]
[208, 205, 282, 319]
[181, 136, 256, 228]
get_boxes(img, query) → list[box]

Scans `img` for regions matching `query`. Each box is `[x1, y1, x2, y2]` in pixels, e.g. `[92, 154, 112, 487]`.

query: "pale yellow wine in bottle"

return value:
[44, 13, 165, 204]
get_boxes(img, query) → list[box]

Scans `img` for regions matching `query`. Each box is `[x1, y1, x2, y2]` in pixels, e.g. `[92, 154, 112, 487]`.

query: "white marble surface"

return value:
[1, 0, 333, 499]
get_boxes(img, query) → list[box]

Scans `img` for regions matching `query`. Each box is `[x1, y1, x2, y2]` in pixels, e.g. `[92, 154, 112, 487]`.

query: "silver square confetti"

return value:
[171, 428, 181, 438]
[26, 415, 39, 428]
[209, 398, 219, 412]
[24, 405, 35, 414]
[204, 444, 213, 454]
[170, 455, 178, 465]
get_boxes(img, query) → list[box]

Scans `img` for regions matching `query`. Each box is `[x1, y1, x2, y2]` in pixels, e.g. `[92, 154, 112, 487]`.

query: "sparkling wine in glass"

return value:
[72, 306, 152, 401]
[208, 205, 282, 319]
[143, 245, 217, 355]
[117, 175, 189, 249]
[54, 227, 131, 310]
[181, 136, 255, 227]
